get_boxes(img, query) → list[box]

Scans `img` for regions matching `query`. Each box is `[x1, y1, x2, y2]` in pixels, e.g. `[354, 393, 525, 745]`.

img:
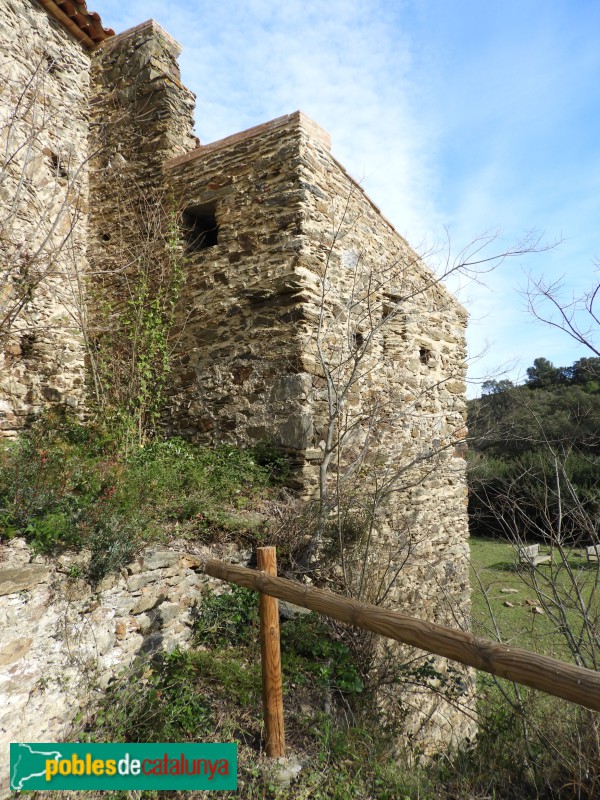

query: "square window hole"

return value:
[419, 347, 432, 365]
[182, 204, 218, 251]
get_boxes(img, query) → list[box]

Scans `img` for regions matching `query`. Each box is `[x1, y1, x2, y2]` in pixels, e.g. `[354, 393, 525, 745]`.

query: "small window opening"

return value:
[20, 333, 36, 358]
[182, 204, 218, 251]
[419, 347, 432, 365]
[48, 151, 68, 180]
[101, 233, 111, 242]
[352, 331, 365, 350]
[45, 54, 59, 75]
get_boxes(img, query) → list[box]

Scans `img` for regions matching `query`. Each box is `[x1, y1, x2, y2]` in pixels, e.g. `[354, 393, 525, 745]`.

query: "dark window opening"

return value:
[45, 54, 59, 74]
[182, 204, 218, 251]
[20, 333, 36, 358]
[352, 331, 365, 350]
[419, 347, 432, 365]
[48, 151, 68, 179]
[101, 233, 111, 242]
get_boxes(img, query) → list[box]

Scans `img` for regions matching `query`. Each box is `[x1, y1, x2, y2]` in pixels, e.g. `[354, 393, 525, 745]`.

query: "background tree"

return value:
[468, 355, 600, 540]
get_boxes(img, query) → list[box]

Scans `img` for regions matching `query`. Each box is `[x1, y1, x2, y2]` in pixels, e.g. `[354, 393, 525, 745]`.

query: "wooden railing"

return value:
[205, 548, 600, 757]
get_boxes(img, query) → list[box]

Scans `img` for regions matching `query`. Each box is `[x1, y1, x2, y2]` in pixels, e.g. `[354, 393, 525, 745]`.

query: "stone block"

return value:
[0, 637, 33, 667]
[159, 601, 182, 625]
[0, 565, 50, 596]
[132, 590, 167, 615]
[277, 412, 313, 450]
[142, 551, 180, 571]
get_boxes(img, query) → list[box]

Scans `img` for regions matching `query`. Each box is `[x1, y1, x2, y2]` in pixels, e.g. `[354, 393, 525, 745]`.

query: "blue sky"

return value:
[90, 0, 600, 395]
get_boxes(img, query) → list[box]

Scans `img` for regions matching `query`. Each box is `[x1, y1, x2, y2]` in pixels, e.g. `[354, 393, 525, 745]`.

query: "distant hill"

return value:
[467, 357, 600, 541]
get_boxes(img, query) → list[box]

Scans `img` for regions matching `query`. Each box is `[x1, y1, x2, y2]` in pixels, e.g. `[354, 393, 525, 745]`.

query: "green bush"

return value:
[194, 585, 259, 647]
[0, 418, 279, 580]
[249, 439, 292, 484]
[282, 614, 364, 696]
[0, 420, 106, 552]
[194, 589, 364, 696]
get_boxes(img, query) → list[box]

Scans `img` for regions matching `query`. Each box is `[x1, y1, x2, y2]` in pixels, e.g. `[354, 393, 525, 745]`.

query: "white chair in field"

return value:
[586, 545, 600, 563]
[518, 544, 551, 567]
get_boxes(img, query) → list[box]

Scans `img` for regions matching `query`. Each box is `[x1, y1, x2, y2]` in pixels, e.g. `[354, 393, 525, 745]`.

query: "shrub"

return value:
[282, 614, 364, 697]
[194, 585, 259, 647]
[0, 419, 279, 580]
[250, 440, 292, 484]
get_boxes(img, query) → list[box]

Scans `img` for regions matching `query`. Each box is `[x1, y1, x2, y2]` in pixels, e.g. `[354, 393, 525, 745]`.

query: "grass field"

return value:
[469, 536, 600, 662]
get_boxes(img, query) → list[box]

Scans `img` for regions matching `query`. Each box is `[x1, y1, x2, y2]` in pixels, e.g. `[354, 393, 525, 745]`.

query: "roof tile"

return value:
[37, 0, 115, 47]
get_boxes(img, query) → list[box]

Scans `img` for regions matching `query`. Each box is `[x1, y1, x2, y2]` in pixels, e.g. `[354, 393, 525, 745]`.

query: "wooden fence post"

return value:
[257, 546, 285, 758]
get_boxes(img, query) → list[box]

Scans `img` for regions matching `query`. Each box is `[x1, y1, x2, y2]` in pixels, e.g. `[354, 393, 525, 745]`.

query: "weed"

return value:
[0, 419, 279, 580]
[250, 440, 292, 484]
[282, 614, 364, 696]
[194, 585, 259, 647]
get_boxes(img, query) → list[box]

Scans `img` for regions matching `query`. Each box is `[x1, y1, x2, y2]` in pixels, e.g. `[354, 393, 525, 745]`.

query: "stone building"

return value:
[0, 0, 474, 765]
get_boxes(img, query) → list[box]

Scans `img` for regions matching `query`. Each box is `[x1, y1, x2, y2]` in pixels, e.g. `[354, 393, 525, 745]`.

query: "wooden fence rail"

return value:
[205, 557, 600, 714]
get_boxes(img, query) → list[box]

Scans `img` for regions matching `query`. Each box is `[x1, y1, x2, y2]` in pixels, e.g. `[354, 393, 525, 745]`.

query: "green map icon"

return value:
[10, 743, 64, 791]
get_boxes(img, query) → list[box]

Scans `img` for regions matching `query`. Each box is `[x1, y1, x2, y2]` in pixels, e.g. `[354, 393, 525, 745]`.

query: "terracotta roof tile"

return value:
[36, 0, 115, 48]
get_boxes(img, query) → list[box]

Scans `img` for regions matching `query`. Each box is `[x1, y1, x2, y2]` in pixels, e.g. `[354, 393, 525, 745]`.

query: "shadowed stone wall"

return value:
[0, 0, 90, 435]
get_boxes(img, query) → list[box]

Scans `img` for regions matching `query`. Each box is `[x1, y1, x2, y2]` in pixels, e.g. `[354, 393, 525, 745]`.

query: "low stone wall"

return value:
[0, 538, 249, 799]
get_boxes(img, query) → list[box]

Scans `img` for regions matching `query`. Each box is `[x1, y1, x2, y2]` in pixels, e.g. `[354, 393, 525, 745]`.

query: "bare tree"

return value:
[526, 268, 599, 357]
[0, 53, 87, 342]
[0, 47, 188, 445]
[303, 185, 556, 604]
[467, 271, 600, 798]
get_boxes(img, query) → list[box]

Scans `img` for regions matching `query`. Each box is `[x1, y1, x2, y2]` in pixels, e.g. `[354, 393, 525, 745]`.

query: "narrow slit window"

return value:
[419, 347, 432, 365]
[182, 204, 219, 251]
[20, 333, 36, 358]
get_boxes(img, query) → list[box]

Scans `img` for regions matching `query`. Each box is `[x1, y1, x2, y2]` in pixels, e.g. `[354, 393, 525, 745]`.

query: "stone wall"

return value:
[165, 113, 323, 482]
[88, 17, 197, 223]
[0, 537, 247, 798]
[0, 0, 91, 435]
[0, 9, 198, 437]
[294, 128, 473, 745]
[164, 112, 474, 747]
[83, 19, 198, 419]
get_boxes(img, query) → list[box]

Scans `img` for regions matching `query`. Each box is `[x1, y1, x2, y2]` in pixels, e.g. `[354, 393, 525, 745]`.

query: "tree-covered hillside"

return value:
[468, 357, 600, 541]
